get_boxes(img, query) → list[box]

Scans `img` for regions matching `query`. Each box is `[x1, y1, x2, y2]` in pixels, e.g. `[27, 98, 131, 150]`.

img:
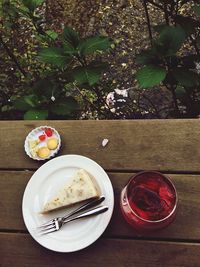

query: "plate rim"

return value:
[22, 154, 114, 252]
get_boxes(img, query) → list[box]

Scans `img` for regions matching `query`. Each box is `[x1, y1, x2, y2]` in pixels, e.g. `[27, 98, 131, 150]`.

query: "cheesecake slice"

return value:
[41, 169, 100, 213]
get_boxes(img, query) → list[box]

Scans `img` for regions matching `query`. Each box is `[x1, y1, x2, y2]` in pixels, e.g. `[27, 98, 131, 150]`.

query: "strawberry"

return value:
[45, 128, 53, 137]
[39, 134, 46, 141]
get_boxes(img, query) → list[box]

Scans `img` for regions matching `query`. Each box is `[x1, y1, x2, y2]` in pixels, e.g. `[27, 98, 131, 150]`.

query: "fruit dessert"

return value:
[28, 127, 59, 159]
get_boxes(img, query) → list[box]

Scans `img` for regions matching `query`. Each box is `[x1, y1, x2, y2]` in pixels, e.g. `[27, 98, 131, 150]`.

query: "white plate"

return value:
[22, 155, 114, 252]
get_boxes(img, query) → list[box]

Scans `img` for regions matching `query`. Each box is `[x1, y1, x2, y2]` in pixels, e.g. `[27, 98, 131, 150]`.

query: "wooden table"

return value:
[1, 120, 200, 266]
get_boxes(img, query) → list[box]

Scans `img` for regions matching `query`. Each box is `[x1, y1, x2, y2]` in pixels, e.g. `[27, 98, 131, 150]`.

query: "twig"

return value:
[142, 0, 153, 46]
[164, 83, 180, 115]
[55, 0, 64, 9]
[163, 1, 169, 25]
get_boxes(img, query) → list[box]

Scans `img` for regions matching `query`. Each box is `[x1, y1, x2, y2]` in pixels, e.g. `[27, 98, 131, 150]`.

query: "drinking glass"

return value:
[120, 171, 178, 231]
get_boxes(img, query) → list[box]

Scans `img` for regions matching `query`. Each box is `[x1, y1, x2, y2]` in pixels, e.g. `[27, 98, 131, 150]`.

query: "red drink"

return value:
[120, 171, 178, 231]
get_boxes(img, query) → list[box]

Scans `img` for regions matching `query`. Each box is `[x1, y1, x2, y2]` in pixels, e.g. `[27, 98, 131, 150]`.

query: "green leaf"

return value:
[51, 97, 79, 115]
[45, 30, 58, 40]
[2, 2, 19, 18]
[194, 4, 200, 16]
[17, 6, 30, 17]
[33, 79, 55, 97]
[62, 26, 80, 48]
[173, 68, 200, 87]
[175, 86, 186, 98]
[38, 47, 71, 67]
[136, 65, 167, 88]
[22, 0, 44, 12]
[136, 50, 159, 65]
[73, 62, 107, 85]
[78, 36, 111, 55]
[14, 95, 39, 111]
[24, 109, 48, 120]
[14, 98, 30, 111]
[90, 61, 109, 71]
[63, 42, 76, 55]
[158, 26, 186, 55]
[73, 67, 100, 85]
[153, 24, 168, 33]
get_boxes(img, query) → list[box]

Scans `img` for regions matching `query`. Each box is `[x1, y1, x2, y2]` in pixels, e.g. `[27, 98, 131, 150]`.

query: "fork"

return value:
[37, 205, 108, 235]
[37, 195, 105, 229]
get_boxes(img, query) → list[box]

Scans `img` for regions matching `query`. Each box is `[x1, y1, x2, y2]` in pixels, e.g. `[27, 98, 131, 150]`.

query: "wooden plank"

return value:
[0, 171, 29, 231]
[0, 233, 200, 267]
[1, 171, 200, 241]
[1, 119, 200, 171]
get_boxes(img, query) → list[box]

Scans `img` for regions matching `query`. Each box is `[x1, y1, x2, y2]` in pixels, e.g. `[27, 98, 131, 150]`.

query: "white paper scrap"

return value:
[102, 138, 109, 147]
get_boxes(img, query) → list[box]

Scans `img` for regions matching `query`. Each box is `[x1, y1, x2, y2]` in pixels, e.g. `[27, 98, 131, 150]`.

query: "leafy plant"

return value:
[13, 79, 79, 119]
[136, 0, 200, 118]
[37, 26, 111, 87]
[0, 0, 112, 119]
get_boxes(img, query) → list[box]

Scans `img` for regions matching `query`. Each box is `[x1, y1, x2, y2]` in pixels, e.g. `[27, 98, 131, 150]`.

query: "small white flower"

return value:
[106, 92, 115, 106]
[114, 88, 128, 97]
[117, 99, 126, 102]
[110, 108, 116, 113]
[51, 96, 56, 101]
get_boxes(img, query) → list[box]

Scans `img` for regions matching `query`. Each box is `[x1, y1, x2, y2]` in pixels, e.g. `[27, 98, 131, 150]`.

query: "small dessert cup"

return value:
[24, 126, 61, 161]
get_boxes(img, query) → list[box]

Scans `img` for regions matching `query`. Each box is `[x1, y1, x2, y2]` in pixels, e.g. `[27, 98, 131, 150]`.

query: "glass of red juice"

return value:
[120, 171, 178, 231]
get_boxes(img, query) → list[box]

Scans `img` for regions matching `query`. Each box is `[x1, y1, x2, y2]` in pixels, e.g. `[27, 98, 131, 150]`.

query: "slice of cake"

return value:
[41, 169, 100, 213]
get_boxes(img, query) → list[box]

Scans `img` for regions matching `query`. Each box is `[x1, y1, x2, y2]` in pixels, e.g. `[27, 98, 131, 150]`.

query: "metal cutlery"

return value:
[37, 205, 108, 235]
[36, 196, 105, 231]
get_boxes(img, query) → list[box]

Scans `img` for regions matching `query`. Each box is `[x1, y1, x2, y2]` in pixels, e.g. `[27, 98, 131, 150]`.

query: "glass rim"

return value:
[124, 170, 178, 223]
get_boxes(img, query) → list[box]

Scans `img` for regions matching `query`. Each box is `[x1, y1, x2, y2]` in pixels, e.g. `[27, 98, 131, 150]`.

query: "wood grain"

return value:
[1, 119, 200, 171]
[1, 171, 200, 241]
[0, 233, 200, 267]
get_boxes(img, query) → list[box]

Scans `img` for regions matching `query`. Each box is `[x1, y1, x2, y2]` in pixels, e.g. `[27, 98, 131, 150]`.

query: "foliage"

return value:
[136, 0, 200, 118]
[1, 0, 200, 119]
[0, 0, 112, 119]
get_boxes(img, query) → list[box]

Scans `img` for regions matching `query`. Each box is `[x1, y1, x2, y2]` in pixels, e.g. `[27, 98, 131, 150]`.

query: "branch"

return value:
[164, 82, 180, 115]
[55, 0, 64, 9]
[142, 0, 153, 46]
[163, 1, 170, 25]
